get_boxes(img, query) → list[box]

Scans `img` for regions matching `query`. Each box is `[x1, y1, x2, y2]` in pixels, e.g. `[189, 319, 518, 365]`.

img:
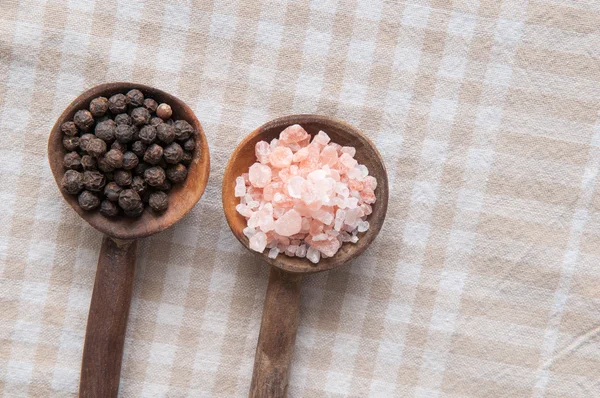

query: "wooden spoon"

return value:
[47, 82, 210, 397]
[222, 115, 389, 397]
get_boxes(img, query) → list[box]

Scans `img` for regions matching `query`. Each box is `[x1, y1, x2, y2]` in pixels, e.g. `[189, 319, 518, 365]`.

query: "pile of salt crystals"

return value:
[234, 124, 377, 264]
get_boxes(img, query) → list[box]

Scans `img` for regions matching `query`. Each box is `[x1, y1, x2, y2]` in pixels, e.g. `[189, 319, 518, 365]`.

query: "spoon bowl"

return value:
[222, 114, 389, 274]
[48, 82, 210, 240]
[222, 114, 388, 397]
[47, 82, 210, 397]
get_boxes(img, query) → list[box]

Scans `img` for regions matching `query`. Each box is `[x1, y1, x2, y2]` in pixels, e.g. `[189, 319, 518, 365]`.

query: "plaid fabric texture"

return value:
[1, 0, 600, 396]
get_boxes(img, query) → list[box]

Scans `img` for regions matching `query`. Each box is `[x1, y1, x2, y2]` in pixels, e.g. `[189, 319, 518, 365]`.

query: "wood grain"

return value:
[80, 236, 137, 398]
[249, 268, 303, 398]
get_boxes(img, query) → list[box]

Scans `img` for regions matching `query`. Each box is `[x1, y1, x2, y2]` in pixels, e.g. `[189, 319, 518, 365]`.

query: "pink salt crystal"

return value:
[361, 203, 372, 216]
[347, 167, 362, 180]
[335, 182, 349, 198]
[235, 176, 246, 197]
[280, 124, 309, 144]
[309, 219, 323, 236]
[236, 204, 253, 217]
[334, 209, 346, 231]
[313, 130, 331, 146]
[255, 141, 271, 164]
[243, 227, 256, 238]
[249, 231, 267, 252]
[293, 147, 309, 163]
[329, 169, 340, 181]
[340, 146, 356, 157]
[348, 179, 364, 191]
[242, 173, 250, 184]
[270, 138, 279, 149]
[357, 220, 370, 232]
[296, 244, 307, 258]
[300, 217, 310, 233]
[291, 239, 301, 245]
[274, 209, 302, 236]
[357, 164, 369, 178]
[288, 143, 301, 153]
[269, 146, 293, 168]
[329, 143, 342, 152]
[307, 235, 340, 257]
[285, 245, 298, 257]
[312, 233, 328, 241]
[339, 153, 358, 170]
[268, 247, 279, 259]
[249, 163, 272, 188]
[306, 246, 320, 264]
[286, 176, 305, 198]
[319, 145, 338, 167]
[363, 175, 377, 190]
[361, 188, 376, 204]
[273, 207, 286, 219]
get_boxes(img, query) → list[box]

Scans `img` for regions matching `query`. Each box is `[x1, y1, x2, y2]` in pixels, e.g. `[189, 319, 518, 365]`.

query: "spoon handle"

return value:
[250, 267, 303, 398]
[79, 236, 137, 398]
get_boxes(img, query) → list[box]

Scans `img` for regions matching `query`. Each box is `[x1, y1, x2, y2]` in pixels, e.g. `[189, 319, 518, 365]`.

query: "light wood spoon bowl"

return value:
[48, 82, 210, 397]
[222, 115, 388, 397]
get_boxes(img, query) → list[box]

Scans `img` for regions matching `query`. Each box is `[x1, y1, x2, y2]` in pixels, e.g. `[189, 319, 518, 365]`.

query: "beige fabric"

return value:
[1, 0, 600, 396]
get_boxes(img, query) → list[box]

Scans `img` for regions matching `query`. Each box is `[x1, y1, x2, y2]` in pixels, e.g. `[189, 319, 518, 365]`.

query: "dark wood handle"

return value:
[250, 267, 303, 398]
[79, 236, 137, 398]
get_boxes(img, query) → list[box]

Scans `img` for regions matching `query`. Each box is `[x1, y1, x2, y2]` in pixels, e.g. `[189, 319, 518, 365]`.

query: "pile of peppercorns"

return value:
[60, 89, 196, 217]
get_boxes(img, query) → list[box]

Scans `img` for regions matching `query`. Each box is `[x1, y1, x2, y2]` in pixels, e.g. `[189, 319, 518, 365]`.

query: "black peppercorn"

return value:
[144, 166, 166, 187]
[78, 190, 100, 211]
[61, 121, 78, 136]
[143, 98, 158, 112]
[61, 170, 84, 194]
[126, 89, 144, 107]
[183, 138, 195, 152]
[133, 162, 149, 176]
[100, 199, 119, 217]
[122, 151, 139, 170]
[166, 163, 187, 184]
[81, 155, 97, 170]
[63, 136, 80, 151]
[89, 97, 109, 117]
[63, 151, 82, 170]
[163, 142, 183, 164]
[150, 117, 163, 126]
[83, 170, 106, 191]
[156, 123, 175, 144]
[86, 138, 107, 158]
[110, 141, 127, 152]
[104, 149, 124, 169]
[166, 119, 175, 126]
[104, 182, 122, 201]
[108, 93, 127, 114]
[124, 202, 144, 217]
[73, 109, 94, 132]
[156, 179, 172, 191]
[131, 176, 146, 193]
[149, 191, 168, 212]
[78, 133, 95, 151]
[157, 103, 172, 120]
[174, 120, 194, 141]
[143, 144, 163, 165]
[138, 125, 156, 144]
[181, 151, 193, 165]
[94, 119, 116, 142]
[115, 124, 134, 143]
[115, 113, 132, 125]
[118, 189, 142, 211]
[97, 156, 115, 173]
[131, 107, 151, 126]
[131, 141, 147, 157]
[114, 170, 132, 187]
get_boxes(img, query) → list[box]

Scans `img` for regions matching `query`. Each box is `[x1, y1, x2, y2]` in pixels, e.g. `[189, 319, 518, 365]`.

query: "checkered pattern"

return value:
[1, 0, 600, 396]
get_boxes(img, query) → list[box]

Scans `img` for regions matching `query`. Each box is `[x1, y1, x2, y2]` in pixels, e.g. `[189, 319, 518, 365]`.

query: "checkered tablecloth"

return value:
[1, 0, 600, 396]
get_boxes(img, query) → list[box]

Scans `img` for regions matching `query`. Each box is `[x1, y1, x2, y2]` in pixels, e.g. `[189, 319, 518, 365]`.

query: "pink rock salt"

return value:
[234, 125, 377, 263]
[249, 163, 272, 188]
